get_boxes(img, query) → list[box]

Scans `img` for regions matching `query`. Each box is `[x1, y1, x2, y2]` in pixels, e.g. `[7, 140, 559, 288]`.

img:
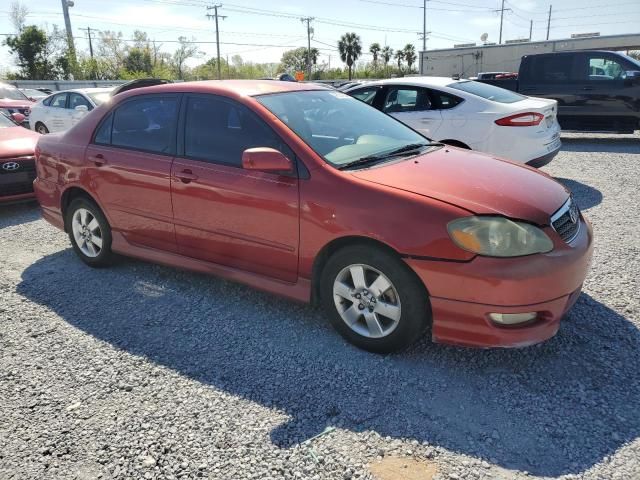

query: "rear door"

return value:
[85, 94, 180, 252]
[573, 52, 639, 131]
[381, 85, 443, 138]
[170, 94, 300, 282]
[68, 92, 92, 128]
[47, 93, 69, 132]
[518, 54, 582, 122]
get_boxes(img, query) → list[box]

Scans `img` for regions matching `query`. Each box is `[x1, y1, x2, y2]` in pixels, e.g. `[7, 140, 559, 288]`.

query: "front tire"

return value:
[321, 245, 430, 353]
[35, 122, 49, 134]
[66, 198, 113, 267]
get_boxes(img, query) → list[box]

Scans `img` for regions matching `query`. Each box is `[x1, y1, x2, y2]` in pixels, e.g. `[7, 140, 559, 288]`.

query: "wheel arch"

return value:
[310, 235, 427, 305]
[60, 186, 100, 232]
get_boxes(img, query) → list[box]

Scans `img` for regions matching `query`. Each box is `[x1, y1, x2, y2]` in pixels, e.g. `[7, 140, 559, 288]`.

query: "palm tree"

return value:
[381, 46, 393, 77]
[369, 42, 381, 71]
[395, 49, 405, 73]
[338, 32, 362, 80]
[403, 44, 417, 73]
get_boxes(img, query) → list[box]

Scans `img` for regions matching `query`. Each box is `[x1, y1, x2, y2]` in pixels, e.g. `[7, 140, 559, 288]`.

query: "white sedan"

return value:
[29, 88, 113, 134]
[345, 77, 561, 167]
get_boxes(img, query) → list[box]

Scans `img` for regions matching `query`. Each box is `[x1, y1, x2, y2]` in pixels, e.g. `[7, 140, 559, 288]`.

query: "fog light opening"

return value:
[488, 312, 538, 326]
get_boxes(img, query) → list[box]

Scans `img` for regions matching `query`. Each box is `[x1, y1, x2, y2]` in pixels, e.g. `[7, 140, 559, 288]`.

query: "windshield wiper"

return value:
[337, 142, 439, 170]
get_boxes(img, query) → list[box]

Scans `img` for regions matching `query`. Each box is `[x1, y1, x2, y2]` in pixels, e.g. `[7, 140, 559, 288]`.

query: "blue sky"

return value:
[1, 0, 639, 73]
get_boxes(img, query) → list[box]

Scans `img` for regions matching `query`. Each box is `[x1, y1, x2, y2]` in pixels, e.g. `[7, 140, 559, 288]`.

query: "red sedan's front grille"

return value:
[0, 156, 36, 197]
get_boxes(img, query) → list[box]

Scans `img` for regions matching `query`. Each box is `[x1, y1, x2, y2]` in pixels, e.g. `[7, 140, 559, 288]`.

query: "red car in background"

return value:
[33, 81, 593, 352]
[0, 83, 34, 128]
[0, 112, 40, 203]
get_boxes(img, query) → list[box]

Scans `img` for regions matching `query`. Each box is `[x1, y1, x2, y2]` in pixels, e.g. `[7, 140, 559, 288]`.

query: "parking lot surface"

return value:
[1, 133, 639, 480]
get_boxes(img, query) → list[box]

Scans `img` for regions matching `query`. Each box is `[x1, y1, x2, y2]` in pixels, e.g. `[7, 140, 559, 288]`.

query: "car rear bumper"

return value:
[405, 217, 593, 348]
[526, 145, 561, 168]
[33, 177, 65, 230]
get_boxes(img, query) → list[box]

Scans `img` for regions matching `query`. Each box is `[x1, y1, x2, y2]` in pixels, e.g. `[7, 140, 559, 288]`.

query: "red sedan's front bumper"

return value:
[405, 218, 594, 348]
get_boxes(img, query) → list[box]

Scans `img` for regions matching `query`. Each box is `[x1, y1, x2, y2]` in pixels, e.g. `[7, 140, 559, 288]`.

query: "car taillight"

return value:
[495, 112, 544, 127]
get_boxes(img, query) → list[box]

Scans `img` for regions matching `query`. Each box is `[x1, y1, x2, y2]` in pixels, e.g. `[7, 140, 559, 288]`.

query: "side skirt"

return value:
[111, 231, 311, 303]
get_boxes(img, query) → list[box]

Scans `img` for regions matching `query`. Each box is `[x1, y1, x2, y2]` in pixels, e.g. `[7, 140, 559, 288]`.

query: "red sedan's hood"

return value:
[0, 98, 34, 109]
[0, 127, 39, 158]
[352, 147, 569, 225]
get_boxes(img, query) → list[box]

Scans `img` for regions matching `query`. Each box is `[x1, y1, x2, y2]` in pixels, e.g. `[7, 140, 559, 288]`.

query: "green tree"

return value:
[279, 47, 308, 72]
[394, 49, 405, 72]
[381, 46, 393, 77]
[172, 37, 201, 80]
[124, 47, 152, 75]
[338, 32, 362, 80]
[4, 25, 57, 79]
[403, 44, 416, 73]
[369, 42, 381, 70]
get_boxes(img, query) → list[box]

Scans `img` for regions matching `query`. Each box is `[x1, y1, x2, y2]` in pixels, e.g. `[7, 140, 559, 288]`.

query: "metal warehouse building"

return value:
[419, 33, 640, 78]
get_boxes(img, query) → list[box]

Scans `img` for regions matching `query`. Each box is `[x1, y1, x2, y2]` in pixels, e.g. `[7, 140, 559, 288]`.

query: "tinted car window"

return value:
[448, 81, 525, 103]
[94, 112, 113, 145]
[432, 91, 463, 109]
[42, 96, 53, 106]
[184, 95, 289, 167]
[111, 96, 178, 154]
[383, 87, 432, 113]
[69, 93, 92, 110]
[532, 55, 574, 83]
[350, 87, 379, 105]
[50, 93, 68, 108]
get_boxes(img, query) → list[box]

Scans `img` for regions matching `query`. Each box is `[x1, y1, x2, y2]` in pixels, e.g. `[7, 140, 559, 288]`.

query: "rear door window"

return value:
[431, 90, 463, 109]
[110, 96, 178, 155]
[383, 87, 433, 113]
[69, 93, 92, 110]
[183, 95, 291, 167]
[50, 93, 68, 108]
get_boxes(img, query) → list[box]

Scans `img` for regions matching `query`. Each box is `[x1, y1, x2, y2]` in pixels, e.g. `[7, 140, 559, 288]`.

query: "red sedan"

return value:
[33, 81, 593, 352]
[0, 112, 40, 203]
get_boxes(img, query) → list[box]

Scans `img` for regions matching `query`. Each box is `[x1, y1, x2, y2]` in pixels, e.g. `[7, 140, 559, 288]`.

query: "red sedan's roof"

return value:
[116, 80, 329, 100]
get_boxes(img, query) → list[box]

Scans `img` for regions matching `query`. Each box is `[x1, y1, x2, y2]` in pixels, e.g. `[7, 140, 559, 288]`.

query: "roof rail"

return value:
[110, 78, 173, 96]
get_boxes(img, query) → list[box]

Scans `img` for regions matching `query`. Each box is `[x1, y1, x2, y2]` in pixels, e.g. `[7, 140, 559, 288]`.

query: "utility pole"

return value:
[206, 4, 227, 80]
[529, 19, 533, 41]
[301, 17, 314, 81]
[79, 27, 96, 79]
[422, 0, 427, 51]
[546, 5, 552, 40]
[60, 0, 77, 65]
[494, 0, 511, 44]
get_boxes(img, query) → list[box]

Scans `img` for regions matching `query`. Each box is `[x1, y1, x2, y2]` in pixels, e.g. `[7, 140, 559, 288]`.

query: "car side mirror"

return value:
[11, 112, 25, 124]
[242, 147, 293, 174]
[624, 70, 640, 85]
[75, 104, 89, 113]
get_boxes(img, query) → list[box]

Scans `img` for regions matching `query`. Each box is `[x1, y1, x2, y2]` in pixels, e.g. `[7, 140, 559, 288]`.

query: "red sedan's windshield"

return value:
[0, 113, 17, 128]
[0, 86, 29, 101]
[256, 90, 428, 168]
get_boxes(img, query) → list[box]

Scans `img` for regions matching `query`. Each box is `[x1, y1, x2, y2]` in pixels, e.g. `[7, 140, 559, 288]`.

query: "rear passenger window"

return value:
[532, 56, 574, 83]
[94, 112, 113, 145]
[383, 87, 432, 113]
[50, 93, 68, 108]
[184, 95, 291, 167]
[433, 91, 462, 109]
[42, 96, 53, 106]
[111, 97, 178, 155]
[69, 93, 91, 110]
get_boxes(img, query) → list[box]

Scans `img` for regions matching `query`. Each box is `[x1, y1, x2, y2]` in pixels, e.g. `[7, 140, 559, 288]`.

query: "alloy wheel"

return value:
[71, 208, 103, 258]
[333, 263, 401, 338]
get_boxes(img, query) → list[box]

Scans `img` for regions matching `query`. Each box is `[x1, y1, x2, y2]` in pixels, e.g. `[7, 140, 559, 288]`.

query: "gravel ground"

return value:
[1, 132, 639, 480]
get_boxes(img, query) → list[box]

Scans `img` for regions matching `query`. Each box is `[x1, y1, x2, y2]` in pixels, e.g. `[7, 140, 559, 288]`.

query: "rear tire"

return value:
[320, 245, 430, 353]
[35, 122, 49, 134]
[65, 197, 113, 268]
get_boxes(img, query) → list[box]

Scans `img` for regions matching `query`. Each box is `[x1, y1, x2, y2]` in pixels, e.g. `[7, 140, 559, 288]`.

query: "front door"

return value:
[382, 85, 443, 139]
[47, 92, 69, 132]
[86, 94, 180, 252]
[171, 94, 300, 282]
